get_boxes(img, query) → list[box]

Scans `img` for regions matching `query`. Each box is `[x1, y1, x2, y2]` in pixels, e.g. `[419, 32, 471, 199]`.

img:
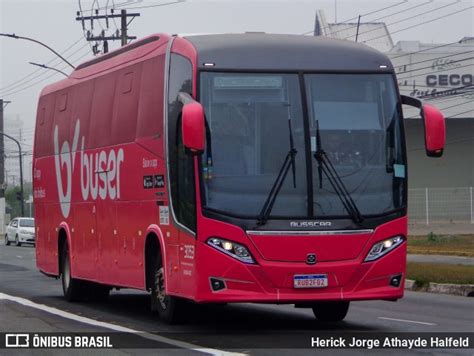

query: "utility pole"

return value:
[76, 9, 140, 54]
[0, 99, 9, 199]
[120, 10, 129, 46]
[0, 132, 24, 216]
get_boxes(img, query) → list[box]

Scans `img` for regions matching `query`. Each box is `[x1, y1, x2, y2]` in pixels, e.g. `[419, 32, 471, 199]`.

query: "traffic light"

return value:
[16, 191, 23, 201]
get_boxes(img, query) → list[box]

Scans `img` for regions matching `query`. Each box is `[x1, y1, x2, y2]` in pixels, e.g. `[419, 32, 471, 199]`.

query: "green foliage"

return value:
[427, 231, 439, 242]
[407, 262, 474, 285]
[5, 182, 32, 218]
[408, 234, 474, 257]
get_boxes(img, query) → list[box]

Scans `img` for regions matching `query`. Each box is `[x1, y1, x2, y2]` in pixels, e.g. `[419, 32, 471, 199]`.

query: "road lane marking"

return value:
[16, 256, 23, 259]
[0, 292, 245, 356]
[378, 317, 437, 326]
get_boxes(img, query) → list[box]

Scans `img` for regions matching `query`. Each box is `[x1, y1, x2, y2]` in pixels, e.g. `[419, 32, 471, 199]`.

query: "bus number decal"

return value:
[184, 245, 195, 260]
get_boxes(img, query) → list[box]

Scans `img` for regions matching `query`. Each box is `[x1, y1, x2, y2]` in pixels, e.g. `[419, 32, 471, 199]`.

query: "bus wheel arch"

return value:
[145, 232, 162, 292]
[58, 228, 83, 301]
[58, 228, 68, 277]
[144, 229, 185, 324]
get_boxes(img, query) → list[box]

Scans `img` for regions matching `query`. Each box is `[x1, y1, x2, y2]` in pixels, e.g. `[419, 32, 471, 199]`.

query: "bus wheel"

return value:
[5, 234, 10, 246]
[312, 301, 350, 322]
[151, 252, 183, 324]
[61, 242, 84, 302]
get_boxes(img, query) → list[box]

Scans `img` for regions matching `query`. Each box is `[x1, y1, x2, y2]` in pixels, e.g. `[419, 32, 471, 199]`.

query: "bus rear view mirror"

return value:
[421, 103, 445, 157]
[401, 95, 445, 158]
[182, 101, 205, 153]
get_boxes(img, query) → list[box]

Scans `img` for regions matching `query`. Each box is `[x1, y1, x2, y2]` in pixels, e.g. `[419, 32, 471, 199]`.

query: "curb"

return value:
[405, 279, 474, 297]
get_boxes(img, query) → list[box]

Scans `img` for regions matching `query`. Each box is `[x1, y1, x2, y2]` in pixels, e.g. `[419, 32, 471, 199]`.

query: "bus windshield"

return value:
[199, 72, 405, 220]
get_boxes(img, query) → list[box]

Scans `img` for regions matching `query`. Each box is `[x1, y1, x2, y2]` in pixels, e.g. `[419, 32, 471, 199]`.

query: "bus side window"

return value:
[168, 54, 195, 232]
[111, 66, 141, 144]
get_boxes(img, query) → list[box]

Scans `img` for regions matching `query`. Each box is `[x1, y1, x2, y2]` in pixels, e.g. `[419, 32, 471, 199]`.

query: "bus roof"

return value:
[185, 33, 393, 72]
[39, 33, 393, 97]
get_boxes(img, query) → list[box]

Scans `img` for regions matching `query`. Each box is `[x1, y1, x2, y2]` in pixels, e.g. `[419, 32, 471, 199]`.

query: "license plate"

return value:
[293, 274, 328, 289]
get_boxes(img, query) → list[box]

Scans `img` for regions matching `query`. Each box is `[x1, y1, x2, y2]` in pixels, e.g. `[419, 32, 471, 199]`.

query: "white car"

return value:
[5, 218, 35, 246]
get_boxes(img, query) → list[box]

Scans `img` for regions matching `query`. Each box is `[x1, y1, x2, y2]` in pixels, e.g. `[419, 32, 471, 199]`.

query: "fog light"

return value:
[365, 236, 405, 262]
[207, 237, 255, 264]
[210, 278, 226, 291]
[390, 274, 403, 287]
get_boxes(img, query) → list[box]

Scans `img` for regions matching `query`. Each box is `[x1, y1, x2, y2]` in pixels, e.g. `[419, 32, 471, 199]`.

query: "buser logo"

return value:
[290, 221, 332, 228]
[54, 120, 125, 218]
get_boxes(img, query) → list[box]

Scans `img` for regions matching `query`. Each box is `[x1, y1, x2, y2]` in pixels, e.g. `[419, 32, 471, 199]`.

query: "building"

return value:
[390, 38, 474, 189]
[4, 114, 25, 186]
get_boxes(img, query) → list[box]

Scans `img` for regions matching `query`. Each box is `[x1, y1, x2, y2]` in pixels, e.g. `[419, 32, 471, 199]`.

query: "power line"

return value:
[398, 82, 469, 89]
[362, 5, 474, 44]
[0, 36, 84, 93]
[76, 5, 140, 53]
[301, 2, 473, 71]
[96, 0, 142, 11]
[108, 0, 120, 32]
[449, 109, 474, 118]
[390, 40, 474, 61]
[325, 0, 433, 40]
[0, 43, 90, 97]
[397, 61, 474, 80]
[408, 137, 474, 151]
[1, 48, 91, 98]
[438, 100, 474, 112]
[424, 92, 474, 103]
[396, 55, 474, 76]
[348, 0, 460, 41]
[405, 96, 474, 118]
[302, 0, 407, 35]
[421, 85, 474, 99]
[121, 0, 184, 10]
[392, 49, 474, 70]
[428, 96, 474, 105]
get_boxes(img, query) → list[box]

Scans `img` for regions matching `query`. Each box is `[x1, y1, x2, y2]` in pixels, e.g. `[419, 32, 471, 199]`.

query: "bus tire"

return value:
[150, 251, 184, 324]
[61, 242, 84, 302]
[312, 301, 350, 322]
[5, 234, 10, 246]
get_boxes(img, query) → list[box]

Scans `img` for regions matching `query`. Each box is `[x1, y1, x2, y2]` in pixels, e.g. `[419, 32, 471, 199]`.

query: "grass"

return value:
[407, 233, 474, 257]
[407, 262, 474, 287]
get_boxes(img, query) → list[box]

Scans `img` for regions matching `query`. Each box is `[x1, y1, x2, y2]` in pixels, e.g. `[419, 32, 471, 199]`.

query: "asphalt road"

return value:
[0, 242, 473, 355]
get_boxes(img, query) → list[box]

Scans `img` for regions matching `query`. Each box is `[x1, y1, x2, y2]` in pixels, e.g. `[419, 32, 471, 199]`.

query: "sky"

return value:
[0, 0, 473, 180]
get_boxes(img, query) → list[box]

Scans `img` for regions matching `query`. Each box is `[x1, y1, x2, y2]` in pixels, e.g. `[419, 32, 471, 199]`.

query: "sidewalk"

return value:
[407, 254, 474, 266]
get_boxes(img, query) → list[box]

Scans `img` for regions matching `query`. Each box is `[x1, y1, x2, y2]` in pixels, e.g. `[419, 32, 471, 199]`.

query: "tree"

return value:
[5, 182, 32, 218]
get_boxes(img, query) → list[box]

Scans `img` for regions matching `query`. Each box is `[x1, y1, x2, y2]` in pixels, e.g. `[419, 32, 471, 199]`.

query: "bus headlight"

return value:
[207, 237, 255, 264]
[364, 236, 405, 262]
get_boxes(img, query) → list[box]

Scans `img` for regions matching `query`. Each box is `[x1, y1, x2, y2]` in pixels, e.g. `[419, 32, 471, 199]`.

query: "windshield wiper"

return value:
[257, 116, 297, 226]
[313, 120, 363, 224]
[385, 110, 397, 173]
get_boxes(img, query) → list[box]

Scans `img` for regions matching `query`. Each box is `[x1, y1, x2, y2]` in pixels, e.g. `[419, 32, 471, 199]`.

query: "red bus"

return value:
[33, 33, 445, 323]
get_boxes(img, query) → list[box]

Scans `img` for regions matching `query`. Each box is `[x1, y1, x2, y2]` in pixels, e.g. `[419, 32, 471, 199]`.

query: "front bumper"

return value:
[19, 233, 36, 244]
[192, 239, 406, 303]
